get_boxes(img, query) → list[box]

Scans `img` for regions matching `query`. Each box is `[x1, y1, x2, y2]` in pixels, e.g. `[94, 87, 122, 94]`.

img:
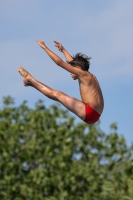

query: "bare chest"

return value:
[78, 77, 104, 109]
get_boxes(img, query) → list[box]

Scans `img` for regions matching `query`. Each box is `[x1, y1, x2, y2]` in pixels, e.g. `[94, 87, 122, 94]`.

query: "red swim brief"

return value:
[84, 105, 101, 124]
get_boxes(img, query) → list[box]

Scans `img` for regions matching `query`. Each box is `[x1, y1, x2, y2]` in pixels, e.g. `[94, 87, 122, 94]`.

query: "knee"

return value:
[53, 90, 63, 101]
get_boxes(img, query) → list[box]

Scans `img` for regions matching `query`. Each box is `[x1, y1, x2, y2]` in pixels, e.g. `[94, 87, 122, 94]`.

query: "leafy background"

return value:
[0, 97, 133, 199]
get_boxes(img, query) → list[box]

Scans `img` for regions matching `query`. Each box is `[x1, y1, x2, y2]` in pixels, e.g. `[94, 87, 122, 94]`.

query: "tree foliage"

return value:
[0, 96, 133, 200]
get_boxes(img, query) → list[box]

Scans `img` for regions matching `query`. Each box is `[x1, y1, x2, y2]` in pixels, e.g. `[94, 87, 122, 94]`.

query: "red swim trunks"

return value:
[84, 105, 101, 124]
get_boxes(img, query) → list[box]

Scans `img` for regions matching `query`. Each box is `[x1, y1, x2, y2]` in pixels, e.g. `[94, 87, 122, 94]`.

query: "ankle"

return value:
[28, 75, 36, 84]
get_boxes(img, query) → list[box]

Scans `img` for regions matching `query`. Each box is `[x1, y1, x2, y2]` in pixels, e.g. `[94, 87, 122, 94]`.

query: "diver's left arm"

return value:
[36, 39, 62, 65]
[36, 39, 84, 76]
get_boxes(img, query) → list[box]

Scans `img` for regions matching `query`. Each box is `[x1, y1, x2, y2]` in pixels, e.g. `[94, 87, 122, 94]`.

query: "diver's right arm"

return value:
[53, 40, 73, 62]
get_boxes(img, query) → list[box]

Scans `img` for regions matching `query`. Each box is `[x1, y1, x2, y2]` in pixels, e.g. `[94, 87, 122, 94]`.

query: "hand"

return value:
[53, 40, 64, 52]
[36, 39, 46, 49]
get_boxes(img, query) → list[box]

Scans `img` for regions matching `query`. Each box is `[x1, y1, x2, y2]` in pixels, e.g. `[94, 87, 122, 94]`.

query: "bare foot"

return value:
[18, 67, 33, 86]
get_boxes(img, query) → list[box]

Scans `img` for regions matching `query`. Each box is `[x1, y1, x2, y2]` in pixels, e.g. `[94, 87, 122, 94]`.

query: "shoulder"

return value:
[78, 71, 93, 84]
[79, 71, 93, 79]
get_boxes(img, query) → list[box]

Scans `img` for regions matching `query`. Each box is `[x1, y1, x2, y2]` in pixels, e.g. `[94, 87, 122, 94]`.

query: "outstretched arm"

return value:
[36, 39, 84, 76]
[36, 39, 62, 65]
[53, 40, 73, 62]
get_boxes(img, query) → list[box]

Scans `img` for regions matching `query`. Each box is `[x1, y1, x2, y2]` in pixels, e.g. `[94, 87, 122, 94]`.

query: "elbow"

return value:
[57, 58, 63, 66]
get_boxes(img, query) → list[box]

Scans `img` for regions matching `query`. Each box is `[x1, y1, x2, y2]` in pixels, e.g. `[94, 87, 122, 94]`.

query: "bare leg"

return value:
[18, 67, 86, 120]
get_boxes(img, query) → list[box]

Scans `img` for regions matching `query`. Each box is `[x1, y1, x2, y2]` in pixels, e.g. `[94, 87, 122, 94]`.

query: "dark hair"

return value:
[67, 53, 91, 71]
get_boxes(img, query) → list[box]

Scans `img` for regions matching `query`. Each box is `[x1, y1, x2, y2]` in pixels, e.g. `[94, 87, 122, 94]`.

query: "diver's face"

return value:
[70, 73, 78, 80]
[70, 66, 81, 80]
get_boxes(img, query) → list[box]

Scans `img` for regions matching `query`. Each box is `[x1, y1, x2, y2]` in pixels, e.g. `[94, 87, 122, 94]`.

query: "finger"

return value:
[54, 44, 58, 47]
[36, 39, 43, 42]
[53, 40, 60, 44]
[36, 39, 41, 43]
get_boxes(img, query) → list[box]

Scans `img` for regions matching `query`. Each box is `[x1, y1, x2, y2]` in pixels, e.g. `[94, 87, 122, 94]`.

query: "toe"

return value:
[18, 67, 30, 78]
[18, 66, 22, 73]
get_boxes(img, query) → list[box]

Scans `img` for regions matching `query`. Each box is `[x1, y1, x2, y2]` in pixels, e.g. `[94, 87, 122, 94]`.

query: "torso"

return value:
[78, 72, 104, 115]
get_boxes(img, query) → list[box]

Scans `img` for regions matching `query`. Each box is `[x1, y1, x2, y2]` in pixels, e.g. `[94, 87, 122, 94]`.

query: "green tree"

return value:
[0, 96, 133, 200]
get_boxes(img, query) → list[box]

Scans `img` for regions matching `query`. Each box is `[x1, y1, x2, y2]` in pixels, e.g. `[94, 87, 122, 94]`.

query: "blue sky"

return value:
[0, 0, 133, 144]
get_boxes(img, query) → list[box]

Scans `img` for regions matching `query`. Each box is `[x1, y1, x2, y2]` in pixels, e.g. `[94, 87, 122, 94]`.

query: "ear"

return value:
[59, 60, 85, 76]
[76, 66, 81, 69]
